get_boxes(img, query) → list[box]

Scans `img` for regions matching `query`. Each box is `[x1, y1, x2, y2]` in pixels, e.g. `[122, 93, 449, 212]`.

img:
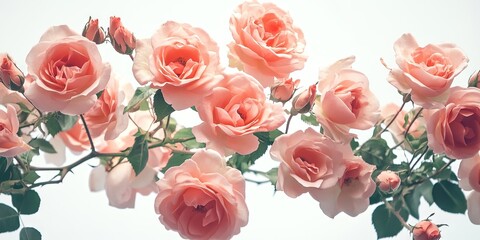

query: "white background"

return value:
[1, 0, 480, 239]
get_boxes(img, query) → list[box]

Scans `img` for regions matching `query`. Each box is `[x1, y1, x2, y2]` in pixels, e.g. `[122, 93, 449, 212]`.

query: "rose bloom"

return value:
[192, 72, 285, 156]
[133, 21, 222, 110]
[387, 33, 468, 108]
[314, 56, 380, 143]
[155, 150, 248, 240]
[270, 78, 299, 103]
[376, 170, 401, 192]
[413, 220, 441, 240]
[310, 156, 376, 218]
[82, 75, 130, 140]
[381, 103, 426, 152]
[0, 104, 31, 157]
[82, 17, 106, 44]
[458, 154, 480, 224]
[109, 16, 136, 55]
[24, 25, 111, 115]
[424, 86, 480, 159]
[291, 84, 316, 115]
[228, 0, 307, 87]
[467, 191, 480, 225]
[270, 128, 347, 198]
[0, 53, 24, 89]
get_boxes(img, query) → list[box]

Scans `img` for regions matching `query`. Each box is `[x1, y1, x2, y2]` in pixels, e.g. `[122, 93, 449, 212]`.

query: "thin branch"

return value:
[375, 95, 409, 138]
[80, 114, 96, 153]
[384, 200, 412, 231]
[285, 114, 294, 134]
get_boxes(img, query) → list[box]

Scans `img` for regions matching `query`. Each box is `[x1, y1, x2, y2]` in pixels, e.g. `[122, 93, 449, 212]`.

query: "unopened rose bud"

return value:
[0, 53, 25, 92]
[271, 78, 300, 103]
[291, 84, 316, 115]
[468, 70, 480, 88]
[82, 17, 106, 44]
[108, 16, 136, 55]
[413, 220, 441, 240]
[376, 170, 401, 192]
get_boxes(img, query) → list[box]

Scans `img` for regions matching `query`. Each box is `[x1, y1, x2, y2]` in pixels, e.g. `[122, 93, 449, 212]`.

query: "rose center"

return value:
[341, 162, 361, 188]
[0, 123, 5, 131]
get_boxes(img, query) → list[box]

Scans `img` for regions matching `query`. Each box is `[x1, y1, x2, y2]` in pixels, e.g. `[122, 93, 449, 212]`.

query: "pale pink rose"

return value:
[82, 17, 106, 44]
[0, 104, 31, 157]
[0, 53, 24, 90]
[314, 56, 380, 143]
[24, 25, 111, 115]
[270, 128, 347, 198]
[270, 78, 299, 103]
[387, 33, 468, 108]
[192, 72, 285, 155]
[133, 21, 222, 110]
[0, 83, 32, 109]
[82, 75, 129, 140]
[413, 220, 441, 240]
[58, 120, 91, 153]
[376, 170, 401, 192]
[467, 191, 480, 225]
[155, 149, 248, 240]
[109, 16, 136, 55]
[310, 157, 376, 218]
[381, 103, 426, 152]
[458, 154, 480, 192]
[228, 0, 307, 87]
[424, 87, 480, 159]
[291, 84, 316, 115]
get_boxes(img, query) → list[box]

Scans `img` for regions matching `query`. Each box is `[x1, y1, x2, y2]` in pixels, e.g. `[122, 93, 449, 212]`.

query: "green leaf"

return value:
[127, 134, 149, 176]
[124, 85, 154, 113]
[20, 227, 42, 240]
[45, 113, 78, 137]
[161, 152, 193, 173]
[0, 157, 8, 175]
[350, 138, 359, 151]
[265, 167, 278, 186]
[153, 90, 175, 121]
[358, 138, 396, 169]
[405, 180, 434, 219]
[369, 188, 382, 205]
[372, 203, 408, 239]
[23, 171, 40, 184]
[253, 129, 283, 145]
[227, 141, 268, 173]
[432, 180, 466, 214]
[300, 112, 319, 126]
[29, 138, 56, 154]
[173, 128, 205, 149]
[0, 203, 20, 233]
[11, 190, 41, 215]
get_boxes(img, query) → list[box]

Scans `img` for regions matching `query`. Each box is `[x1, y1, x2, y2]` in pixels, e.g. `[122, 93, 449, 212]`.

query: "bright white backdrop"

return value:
[1, 0, 480, 239]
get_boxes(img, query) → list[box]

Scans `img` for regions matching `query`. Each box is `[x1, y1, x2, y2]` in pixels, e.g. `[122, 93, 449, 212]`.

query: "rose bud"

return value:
[0, 53, 25, 92]
[413, 220, 441, 240]
[376, 170, 401, 192]
[291, 84, 316, 115]
[270, 78, 300, 103]
[82, 17, 106, 44]
[108, 16, 136, 55]
[468, 70, 480, 88]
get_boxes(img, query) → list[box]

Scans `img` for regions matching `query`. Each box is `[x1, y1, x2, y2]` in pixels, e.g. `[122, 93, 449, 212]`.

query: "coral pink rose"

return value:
[24, 25, 111, 115]
[413, 220, 441, 240]
[314, 56, 380, 143]
[310, 156, 376, 218]
[192, 72, 285, 155]
[155, 149, 248, 240]
[270, 128, 347, 198]
[467, 191, 480, 225]
[82, 17, 106, 44]
[108, 16, 136, 55]
[0, 53, 24, 90]
[387, 33, 468, 108]
[270, 78, 299, 103]
[424, 87, 480, 159]
[381, 103, 426, 152]
[376, 170, 401, 192]
[82, 75, 129, 140]
[133, 21, 222, 110]
[0, 104, 31, 157]
[228, 0, 307, 87]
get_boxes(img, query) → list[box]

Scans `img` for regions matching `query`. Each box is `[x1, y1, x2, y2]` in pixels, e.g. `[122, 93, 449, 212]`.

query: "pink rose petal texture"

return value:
[458, 154, 480, 225]
[133, 21, 222, 110]
[314, 56, 380, 143]
[387, 33, 468, 108]
[192, 72, 285, 156]
[24, 25, 111, 115]
[228, 0, 307, 87]
[155, 149, 248, 240]
[0, 104, 31, 157]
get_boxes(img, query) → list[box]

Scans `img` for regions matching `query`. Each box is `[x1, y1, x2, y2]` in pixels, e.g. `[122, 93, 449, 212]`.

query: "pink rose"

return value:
[381, 103, 426, 152]
[82, 75, 129, 140]
[413, 220, 441, 240]
[376, 170, 401, 192]
[270, 78, 299, 103]
[155, 149, 248, 240]
[467, 191, 480, 225]
[24, 25, 111, 115]
[0, 104, 31, 157]
[192, 72, 285, 155]
[133, 21, 222, 110]
[58, 120, 91, 153]
[82, 17, 106, 44]
[270, 128, 347, 198]
[310, 156, 376, 218]
[228, 0, 307, 87]
[424, 87, 480, 159]
[0, 53, 24, 90]
[314, 56, 380, 143]
[108, 16, 136, 55]
[458, 154, 480, 192]
[291, 84, 316, 115]
[387, 33, 468, 108]
[0, 83, 32, 109]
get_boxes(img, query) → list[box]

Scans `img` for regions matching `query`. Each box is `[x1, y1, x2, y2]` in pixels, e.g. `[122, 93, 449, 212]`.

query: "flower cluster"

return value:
[1, 1, 479, 239]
